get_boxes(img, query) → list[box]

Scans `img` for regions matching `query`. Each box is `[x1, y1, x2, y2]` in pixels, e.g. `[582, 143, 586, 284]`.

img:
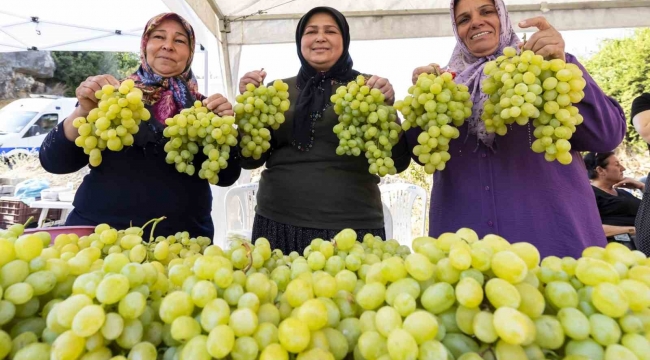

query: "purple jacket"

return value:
[407, 54, 626, 258]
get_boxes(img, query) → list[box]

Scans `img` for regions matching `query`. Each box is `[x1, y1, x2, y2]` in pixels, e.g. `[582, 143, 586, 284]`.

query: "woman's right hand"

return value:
[63, 74, 120, 141]
[75, 75, 121, 117]
[411, 64, 442, 85]
[239, 70, 267, 94]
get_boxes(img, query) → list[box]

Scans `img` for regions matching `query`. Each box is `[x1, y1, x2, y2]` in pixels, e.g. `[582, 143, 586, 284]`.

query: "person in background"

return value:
[408, 0, 626, 257]
[237, 7, 411, 254]
[39, 13, 241, 239]
[631, 93, 650, 253]
[584, 152, 643, 249]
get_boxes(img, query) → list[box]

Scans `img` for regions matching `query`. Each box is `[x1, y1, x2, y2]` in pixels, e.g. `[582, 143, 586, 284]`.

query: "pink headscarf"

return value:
[447, 0, 520, 147]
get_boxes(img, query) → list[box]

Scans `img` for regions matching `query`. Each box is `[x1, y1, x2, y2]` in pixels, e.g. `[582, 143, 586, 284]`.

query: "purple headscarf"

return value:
[447, 0, 520, 147]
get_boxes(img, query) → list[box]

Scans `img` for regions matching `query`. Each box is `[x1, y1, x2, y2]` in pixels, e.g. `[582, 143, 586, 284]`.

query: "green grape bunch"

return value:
[72, 79, 151, 167]
[3, 210, 650, 360]
[481, 46, 588, 165]
[331, 75, 402, 177]
[394, 71, 473, 175]
[234, 79, 291, 160]
[162, 100, 238, 185]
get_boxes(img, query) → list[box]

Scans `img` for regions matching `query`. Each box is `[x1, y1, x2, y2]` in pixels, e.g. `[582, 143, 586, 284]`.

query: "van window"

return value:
[24, 113, 58, 137]
[0, 110, 38, 134]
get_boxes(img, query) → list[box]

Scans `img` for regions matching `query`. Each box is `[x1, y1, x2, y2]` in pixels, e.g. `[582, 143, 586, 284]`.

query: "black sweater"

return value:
[240, 76, 411, 230]
[39, 111, 241, 238]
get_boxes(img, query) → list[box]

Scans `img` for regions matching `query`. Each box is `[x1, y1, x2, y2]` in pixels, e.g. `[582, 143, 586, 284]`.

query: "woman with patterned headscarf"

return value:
[237, 7, 412, 254]
[40, 13, 241, 239]
[408, 0, 626, 257]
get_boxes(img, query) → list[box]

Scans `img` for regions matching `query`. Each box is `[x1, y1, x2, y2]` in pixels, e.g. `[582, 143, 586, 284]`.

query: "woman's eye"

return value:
[175, 39, 186, 44]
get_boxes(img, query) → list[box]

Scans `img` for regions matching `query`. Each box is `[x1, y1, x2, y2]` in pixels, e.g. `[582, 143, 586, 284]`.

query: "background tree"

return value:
[583, 28, 650, 149]
[50, 52, 139, 97]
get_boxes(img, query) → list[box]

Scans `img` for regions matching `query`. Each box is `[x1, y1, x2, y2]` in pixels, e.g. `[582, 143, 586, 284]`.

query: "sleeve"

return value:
[238, 135, 273, 170]
[565, 53, 626, 152]
[215, 146, 241, 187]
[631, 93, 650, 121]
[391, 134, 412, 173]
[239, 148, 270, 170]
[39, 121, 89, 174]
[405, 127, 425, 166]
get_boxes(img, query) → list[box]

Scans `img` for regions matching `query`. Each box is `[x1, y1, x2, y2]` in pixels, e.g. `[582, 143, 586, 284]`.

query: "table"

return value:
[29, 200, 74, 227]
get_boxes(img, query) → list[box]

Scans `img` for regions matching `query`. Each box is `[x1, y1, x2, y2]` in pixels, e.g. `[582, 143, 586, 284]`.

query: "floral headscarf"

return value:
[128, 12, 203, 124]
[447, 0, 520, 148]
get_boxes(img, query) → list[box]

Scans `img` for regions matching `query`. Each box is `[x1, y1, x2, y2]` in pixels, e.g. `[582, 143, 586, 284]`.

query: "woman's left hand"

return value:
[518, 16, 566, 61]
[203, 94, 233, 117]
[614, 177, 646, 191]
[366, 75, 395, 105]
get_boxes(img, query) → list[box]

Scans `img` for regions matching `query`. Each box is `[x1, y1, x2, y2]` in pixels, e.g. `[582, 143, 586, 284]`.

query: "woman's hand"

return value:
[366, 75, 395, 105]
[203, 94, 233, 117]
[614, 177, 646, 192]
[75, 75, 121, 117]
[519, 16, 566, 61]
[411, 64, 443, 85]
[63, 75, 120, 141]
[239, 70, 267, 94]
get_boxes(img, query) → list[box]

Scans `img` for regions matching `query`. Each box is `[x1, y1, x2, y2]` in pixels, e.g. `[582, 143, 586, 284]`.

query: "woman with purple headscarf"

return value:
[39, 13, 241, 239]
[409, 0, 626, 257]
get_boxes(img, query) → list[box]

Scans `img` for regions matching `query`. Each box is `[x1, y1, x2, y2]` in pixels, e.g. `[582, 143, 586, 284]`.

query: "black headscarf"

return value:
[292, 6, 360, 151]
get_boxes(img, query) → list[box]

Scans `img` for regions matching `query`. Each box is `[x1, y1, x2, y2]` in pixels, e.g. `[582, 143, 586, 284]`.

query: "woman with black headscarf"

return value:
[39, 13, 241, 239]
[238, 7, 411, 254]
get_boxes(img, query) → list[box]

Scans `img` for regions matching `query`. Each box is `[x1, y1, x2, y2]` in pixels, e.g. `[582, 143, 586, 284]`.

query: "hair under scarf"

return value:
[128, 12, 203, 124]
[447, 0, 520, 148]
[292, 7, 360, 151]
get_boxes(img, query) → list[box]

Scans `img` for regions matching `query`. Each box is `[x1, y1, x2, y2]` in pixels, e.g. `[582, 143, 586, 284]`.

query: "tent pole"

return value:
[219, 23, 234, 100]
[204, 48, 209, 95]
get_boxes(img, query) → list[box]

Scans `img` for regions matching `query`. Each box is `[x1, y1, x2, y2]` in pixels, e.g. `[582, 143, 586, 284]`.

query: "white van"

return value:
[0, 95, 77, 158]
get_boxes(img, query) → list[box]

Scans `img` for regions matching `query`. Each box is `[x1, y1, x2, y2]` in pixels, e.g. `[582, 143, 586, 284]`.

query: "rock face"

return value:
[0, 51, 55, 99]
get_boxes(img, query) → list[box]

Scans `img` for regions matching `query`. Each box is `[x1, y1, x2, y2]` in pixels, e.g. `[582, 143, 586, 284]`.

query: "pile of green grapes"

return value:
[394, 72, 473, 174]
[72, 80, 151, 167]
[233, 80, 290, 160]
[481, 46, 587, 165]
[2, 216, 650, 360]
[331, 75, 402, 177]
[162, 101, 238, 185]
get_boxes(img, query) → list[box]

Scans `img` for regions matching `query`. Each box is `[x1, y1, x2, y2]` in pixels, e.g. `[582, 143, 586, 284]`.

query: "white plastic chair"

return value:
[382, 201, 393, 240]
[380, 183, 429, 247]
[223, 182, 259, 242]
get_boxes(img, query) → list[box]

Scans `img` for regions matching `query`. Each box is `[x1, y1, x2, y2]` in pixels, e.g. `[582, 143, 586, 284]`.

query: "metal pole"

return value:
[204, 47, 209, 95]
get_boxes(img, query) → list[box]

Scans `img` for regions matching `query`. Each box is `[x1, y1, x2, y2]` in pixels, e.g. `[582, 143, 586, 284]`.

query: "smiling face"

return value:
[454, 0, 501, 57]
[145, 19, 191, 77]
[300, 12, 344, 72]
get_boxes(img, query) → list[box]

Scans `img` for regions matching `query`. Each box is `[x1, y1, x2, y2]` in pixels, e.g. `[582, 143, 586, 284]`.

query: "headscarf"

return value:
[128, 12, 203, 124]
[293, 7, 360, 151]
[447, 0, 520, 148]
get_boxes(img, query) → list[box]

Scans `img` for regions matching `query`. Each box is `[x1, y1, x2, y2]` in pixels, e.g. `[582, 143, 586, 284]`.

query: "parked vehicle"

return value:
[0, 95, 77, 160]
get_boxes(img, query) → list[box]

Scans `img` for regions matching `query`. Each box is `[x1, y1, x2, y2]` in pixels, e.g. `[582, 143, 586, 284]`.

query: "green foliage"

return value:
[115, 52, 140, 79]
[50, 52, 140, 97]
[583, 28, 650, 148]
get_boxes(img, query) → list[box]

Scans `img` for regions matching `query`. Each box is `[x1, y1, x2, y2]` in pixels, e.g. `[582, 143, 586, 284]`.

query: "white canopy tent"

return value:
[203, 0, 650, 99]
[2, 0, 650, 98]
[1, 0, 649, 244]
[0, 0, 225, 96]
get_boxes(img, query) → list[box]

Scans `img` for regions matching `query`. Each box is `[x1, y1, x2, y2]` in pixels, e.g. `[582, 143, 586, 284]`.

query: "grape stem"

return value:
[242, 241, 254, 272]
[479, 347, 495, 358]
[149, 216, 167, 242]
[23, 216, 34, 228]
[139, 217, 160, 238]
